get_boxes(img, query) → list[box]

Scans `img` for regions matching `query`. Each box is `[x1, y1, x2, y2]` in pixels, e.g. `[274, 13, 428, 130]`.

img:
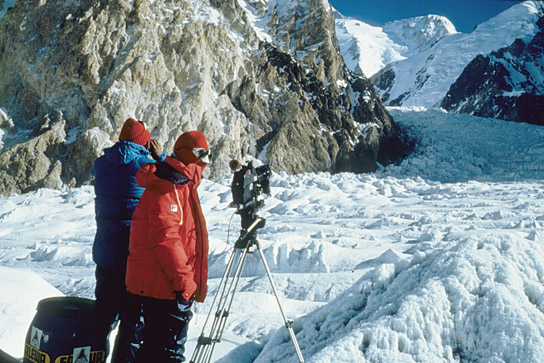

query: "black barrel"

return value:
[23, 296, 106, 363]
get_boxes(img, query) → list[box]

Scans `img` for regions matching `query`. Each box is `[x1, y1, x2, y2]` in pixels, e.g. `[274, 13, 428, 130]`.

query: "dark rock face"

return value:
[370, 67, 396, 105]
[0, 0, 404, 195]
[441, 17, 544, 126]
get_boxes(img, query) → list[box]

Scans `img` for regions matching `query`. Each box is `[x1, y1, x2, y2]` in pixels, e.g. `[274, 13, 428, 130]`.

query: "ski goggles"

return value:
[192, 147, 212, 164]
[138, 120, 149, 129]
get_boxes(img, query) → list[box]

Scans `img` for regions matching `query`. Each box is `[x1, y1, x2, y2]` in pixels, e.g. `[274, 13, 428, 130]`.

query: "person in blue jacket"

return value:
[92, 117, 165, 360]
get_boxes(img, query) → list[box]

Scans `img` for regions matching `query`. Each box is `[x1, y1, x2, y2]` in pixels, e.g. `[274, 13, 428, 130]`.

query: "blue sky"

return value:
[328, 0, 518, 33]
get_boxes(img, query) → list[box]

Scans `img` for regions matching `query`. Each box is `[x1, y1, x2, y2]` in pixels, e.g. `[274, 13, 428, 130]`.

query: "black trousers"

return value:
[114, 293, 193, 363]
[94, 265, 126, 358]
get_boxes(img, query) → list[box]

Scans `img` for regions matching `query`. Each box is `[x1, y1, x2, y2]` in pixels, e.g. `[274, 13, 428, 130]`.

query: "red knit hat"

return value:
[119, 118, 151, 146]
[174, 131, 209, 165]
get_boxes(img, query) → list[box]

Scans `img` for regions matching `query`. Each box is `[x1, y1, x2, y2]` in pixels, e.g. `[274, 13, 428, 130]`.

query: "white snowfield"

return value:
[1, 108, 543, 362]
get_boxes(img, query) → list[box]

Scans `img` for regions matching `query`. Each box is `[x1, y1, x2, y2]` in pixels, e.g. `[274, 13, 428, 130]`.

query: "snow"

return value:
[382, 15, 457, 56]
[0, 128, 5, 149]
[186, 0, 223, 26]
[237, 0, 273, 43]
[0, 267, 61, 358]
[335, 16, 407, 77]
[1, 108, 544, 362]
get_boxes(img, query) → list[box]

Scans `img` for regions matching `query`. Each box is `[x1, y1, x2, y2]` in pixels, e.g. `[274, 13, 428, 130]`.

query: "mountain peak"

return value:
[0, 0, 403, 195]
[335, 12, 456, 77]
[382, 14, 457, 56]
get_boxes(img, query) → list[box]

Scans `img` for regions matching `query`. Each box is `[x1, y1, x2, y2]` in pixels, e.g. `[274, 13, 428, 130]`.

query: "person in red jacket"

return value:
[114, 131, 211, 363]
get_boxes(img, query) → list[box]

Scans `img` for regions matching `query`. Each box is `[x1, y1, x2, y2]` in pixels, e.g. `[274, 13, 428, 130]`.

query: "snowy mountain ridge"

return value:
[371, 1, 544, 108]
[335, 12, 456, 77]
[441, 16, 544, 125]
[336, 0, 544, 123]
[0, 0, 402, 196]
[382, 15, 457, 55]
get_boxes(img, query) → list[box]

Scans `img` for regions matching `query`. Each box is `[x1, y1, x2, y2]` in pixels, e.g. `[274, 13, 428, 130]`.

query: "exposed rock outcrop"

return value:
[0, 114, 65, 195]
[0, 0, 403, 195]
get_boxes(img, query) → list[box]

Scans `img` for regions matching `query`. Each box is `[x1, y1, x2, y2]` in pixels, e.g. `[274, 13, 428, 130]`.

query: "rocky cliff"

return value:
[441, 17, 544, 126]
[0, 0, 403, 196]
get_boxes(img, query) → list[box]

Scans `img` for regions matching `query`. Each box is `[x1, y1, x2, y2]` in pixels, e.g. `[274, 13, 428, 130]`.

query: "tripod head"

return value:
[234, 209, 266, 249]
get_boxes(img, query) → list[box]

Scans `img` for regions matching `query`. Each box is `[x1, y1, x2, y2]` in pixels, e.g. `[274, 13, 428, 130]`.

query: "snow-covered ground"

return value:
[1, 108, 544, 362]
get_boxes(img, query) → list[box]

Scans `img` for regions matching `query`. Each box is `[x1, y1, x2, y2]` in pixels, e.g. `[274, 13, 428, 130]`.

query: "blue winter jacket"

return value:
[93, 141, 165, 271]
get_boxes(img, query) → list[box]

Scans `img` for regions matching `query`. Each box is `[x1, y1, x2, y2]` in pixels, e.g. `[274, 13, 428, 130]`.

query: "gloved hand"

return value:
[148, 139, 163, 159]
[174, 291, 193, 311]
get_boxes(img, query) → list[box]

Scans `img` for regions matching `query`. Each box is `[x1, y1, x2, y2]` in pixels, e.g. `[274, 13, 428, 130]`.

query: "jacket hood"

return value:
[104, 141, 150, 167]
[136, 156, 205, 189]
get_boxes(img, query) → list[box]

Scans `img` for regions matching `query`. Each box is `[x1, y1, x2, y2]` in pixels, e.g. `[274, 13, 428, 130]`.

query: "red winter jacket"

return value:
[125, 156, 209, 302]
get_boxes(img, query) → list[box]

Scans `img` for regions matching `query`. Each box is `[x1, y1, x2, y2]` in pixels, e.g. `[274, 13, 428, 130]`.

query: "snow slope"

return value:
[382, 15, 457, 56]
[335, 15, 406, 78]
[1, 108, 544, 362]
[0, 267, 61, 358]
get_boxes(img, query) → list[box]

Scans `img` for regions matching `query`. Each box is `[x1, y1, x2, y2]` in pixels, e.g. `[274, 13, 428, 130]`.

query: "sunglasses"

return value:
[192, 147, 212, 163]
[138, 120, 149, 130]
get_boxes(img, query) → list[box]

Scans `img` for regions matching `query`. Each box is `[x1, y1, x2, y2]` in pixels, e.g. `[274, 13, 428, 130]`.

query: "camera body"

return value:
[230, 160, 271, 248]
[230, 160, 271, 211]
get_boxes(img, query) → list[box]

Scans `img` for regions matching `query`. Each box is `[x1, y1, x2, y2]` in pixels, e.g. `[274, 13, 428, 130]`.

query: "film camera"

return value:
[229, 160, 271, 248]
[229, 160, 271, 211]
[191, 160, 305, 363]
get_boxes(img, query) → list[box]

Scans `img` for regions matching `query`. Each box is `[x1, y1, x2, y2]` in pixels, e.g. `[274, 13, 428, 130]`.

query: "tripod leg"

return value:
[191, 247, 239, 363]
[255, 242, 305, 363]
[198, 247, 238, 332]
[191, 247, 251, 363]
[208, 247, 250, 356]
